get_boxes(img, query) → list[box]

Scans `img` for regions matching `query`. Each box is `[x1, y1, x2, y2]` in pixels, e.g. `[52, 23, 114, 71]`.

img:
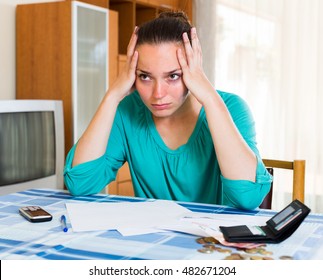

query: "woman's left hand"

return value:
[177, 27, 215, 105]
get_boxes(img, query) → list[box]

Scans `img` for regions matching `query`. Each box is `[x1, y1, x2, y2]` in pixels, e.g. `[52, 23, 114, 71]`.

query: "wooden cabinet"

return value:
[16, 1, 118, 160]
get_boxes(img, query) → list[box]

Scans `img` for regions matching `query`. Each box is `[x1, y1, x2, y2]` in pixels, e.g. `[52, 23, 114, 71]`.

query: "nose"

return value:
[152, 81, 167, 99]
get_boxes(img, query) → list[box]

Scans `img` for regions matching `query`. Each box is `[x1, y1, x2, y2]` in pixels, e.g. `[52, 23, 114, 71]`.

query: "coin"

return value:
[198, 248, 214, 254]
[240, 254, 252, 260]
[224, 253, 244, 260]
[250, 256, 264, 260]
[196, 237, 206, 244]
[203, 237, 220, 244]
[203, 244, 216, 250]
[279, 255, 294, 260]
[258, 249, 273, 255]
[217, 248, 232, 254]
[245, 248, 259, 254]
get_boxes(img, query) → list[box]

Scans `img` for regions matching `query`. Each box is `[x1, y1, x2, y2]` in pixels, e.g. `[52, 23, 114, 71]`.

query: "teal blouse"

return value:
[64, 90, 272, 210]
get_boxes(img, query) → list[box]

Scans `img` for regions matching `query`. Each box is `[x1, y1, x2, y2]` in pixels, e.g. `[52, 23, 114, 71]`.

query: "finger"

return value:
[126, 26, 138, 61]
[129, 51, 139, 93]
[129, 50, 138, 72]
[190, 27, 203, 65]
[177, 48, 188, 70]
[190, 27, 200, 52]
[182, 32, 193, 63]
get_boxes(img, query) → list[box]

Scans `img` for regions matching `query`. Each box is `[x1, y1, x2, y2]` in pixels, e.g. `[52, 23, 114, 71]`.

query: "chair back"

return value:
[259, 159, 306, 209]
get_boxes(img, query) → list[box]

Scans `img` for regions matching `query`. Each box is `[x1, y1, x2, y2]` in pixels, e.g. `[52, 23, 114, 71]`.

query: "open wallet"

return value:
[219, 199, 311, 243]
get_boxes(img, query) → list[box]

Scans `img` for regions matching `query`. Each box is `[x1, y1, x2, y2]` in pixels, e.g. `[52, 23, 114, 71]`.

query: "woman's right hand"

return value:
[108, 27, 139, 102]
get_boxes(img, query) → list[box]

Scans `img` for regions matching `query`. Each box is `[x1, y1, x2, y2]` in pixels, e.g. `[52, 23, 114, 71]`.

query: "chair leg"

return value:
[293, 160, 305, 202]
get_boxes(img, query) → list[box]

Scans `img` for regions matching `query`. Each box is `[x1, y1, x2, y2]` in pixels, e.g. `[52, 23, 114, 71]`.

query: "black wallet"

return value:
[219, 199, 310, 243]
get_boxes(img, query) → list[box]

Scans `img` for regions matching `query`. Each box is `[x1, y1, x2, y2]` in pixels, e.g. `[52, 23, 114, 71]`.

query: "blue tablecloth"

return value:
[0, 189, 322, 260]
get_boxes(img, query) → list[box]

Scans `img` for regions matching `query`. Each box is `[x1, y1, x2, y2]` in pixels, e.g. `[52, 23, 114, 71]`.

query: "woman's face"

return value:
[135, 42, 189, 118]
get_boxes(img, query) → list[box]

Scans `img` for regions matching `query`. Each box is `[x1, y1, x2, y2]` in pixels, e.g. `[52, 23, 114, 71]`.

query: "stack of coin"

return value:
[224, 253, 245, 260]
[195, 237, 274, 260]
[244, 247, 273, 256]
[196, 237, 220, 245]
[224, 253, 274, 260]
[196, 237, 231, 255]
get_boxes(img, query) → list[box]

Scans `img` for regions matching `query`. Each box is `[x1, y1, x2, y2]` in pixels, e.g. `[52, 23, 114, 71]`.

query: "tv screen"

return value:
[0, 111, 56, 186]
[0, 100, 64, 195]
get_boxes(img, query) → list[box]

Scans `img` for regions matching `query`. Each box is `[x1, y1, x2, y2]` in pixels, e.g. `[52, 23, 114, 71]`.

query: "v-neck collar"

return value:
[145, 106, 205, 154]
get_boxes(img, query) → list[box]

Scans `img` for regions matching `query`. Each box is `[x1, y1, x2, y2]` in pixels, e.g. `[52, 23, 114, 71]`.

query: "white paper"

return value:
[66, 200, 271, 239]
[158, 221, 210, 237]
[117, 227, 166, 236]
[158, 213, 269, 238]
[65, 200, 191, 234]
[181, 212, 269, 227]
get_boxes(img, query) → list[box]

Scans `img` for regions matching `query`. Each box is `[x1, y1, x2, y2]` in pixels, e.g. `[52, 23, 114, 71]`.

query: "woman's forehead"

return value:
[136, 42, 183, 71]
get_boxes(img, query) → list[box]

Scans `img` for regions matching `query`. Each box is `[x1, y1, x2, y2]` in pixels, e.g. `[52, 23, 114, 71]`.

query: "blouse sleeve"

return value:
[63, 110, 126, 196]
[218, 91, 273, 209]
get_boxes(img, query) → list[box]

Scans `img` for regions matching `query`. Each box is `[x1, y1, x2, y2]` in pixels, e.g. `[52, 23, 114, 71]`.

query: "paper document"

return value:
[158, 212, 270, 248]
[181, 212, 269, 226]
[159, 212, 268, 233]
[65, 200, 191, 234]
[66, 199, 272, 241]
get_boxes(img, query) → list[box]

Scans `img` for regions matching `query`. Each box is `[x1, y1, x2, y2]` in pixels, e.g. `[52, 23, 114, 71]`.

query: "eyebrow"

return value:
[136, 69, 150, 75]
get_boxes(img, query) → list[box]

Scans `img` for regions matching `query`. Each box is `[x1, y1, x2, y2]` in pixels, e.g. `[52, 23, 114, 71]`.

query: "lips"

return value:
[151, 103, 171, 110]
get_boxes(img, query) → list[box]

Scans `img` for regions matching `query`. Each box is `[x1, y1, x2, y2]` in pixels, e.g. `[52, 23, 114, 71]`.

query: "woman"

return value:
[64, 12, 272, 210]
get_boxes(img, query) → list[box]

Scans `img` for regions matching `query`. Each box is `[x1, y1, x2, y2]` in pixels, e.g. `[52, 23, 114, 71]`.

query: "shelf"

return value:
[109, 0, 192, 54]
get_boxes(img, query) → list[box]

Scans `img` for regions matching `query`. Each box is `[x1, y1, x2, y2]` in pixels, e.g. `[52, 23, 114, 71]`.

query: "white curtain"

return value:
[194, 0, 323, 212]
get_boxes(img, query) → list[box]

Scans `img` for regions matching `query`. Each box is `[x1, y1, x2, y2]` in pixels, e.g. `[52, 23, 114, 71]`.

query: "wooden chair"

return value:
[259, 159, 306, 209]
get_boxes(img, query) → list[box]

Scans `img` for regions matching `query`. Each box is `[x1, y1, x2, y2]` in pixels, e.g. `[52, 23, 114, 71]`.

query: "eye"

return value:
[169, 73, 181, 81]
[138, 74, 151, 81]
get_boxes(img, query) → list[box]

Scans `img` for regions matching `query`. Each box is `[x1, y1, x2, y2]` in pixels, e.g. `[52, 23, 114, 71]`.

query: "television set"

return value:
[0, 100, 64, 195]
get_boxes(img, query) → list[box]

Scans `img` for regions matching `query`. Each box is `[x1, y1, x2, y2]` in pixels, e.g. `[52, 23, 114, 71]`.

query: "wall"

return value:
[0, 0, 59, 100]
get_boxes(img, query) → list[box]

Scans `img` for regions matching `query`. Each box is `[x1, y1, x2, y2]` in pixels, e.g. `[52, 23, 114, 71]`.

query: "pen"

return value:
[60, 215, 68, 232]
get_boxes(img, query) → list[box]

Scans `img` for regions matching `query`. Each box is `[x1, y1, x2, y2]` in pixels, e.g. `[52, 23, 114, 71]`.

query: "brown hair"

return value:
[136, 11, 192, 46]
